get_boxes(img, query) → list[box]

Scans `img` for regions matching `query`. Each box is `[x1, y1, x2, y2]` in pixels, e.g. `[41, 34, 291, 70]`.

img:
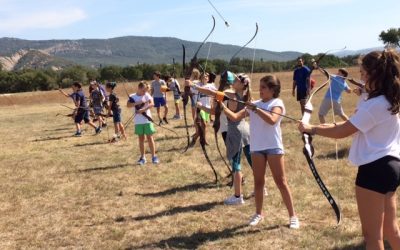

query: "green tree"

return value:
[379, 28, 400, 48]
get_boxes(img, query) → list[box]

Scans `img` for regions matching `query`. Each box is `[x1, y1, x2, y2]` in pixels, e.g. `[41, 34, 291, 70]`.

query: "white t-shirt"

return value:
[130, 92, 153, 125]
[197, 83, 216, 108]
[248, 98, 285, 151]
[349, 95, 400, 166]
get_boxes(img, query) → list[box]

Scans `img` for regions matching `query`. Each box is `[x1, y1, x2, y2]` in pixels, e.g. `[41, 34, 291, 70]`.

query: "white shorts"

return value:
[318, 98, 345, 116]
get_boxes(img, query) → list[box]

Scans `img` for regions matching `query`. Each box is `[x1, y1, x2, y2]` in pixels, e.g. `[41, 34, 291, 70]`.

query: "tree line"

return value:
[0, 54, 358, 94]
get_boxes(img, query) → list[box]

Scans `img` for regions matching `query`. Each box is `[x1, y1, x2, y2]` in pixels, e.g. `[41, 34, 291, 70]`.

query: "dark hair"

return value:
[106, 82, 117, 90]
[338, 68, 348, 77]
[360, 50, 400, 114]
[208, 72, 217, 83]
[72, 81, 82, 89]
[163, 73, 171, 82]
[260, 75, 281, 98]
[153, 71, 161, 77]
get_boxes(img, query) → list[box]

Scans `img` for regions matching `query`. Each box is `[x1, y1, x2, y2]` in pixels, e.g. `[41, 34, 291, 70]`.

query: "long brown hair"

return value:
[361, 49, 400, 114]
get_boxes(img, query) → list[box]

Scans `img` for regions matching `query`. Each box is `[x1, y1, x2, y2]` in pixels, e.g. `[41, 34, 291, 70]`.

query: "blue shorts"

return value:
[93, 106, 103, 115]
[251, 148, 284, 156]
[113, 112, 121, 123]
[75, 110, 90, 124]
[154, 97, 166, 108]
[190, 95, 196, 107]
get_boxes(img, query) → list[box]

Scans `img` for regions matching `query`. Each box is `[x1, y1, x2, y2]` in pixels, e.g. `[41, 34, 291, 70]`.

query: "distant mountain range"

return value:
[332, 47, 385, 57]
[0, 36, 302, 71]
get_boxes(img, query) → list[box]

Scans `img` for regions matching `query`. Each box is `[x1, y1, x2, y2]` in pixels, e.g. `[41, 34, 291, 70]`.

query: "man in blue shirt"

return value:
[292, 58, 311, 114]
[318, 68, 352, 123]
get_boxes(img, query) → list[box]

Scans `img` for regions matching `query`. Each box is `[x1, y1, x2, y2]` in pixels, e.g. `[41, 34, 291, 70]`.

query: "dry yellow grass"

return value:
[0, 67, 391, 249]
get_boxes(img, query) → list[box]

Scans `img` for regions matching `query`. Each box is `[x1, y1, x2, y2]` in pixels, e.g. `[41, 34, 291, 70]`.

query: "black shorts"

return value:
[75, 110, 90, 124]
[356, 156, 400, 194]
[297, 91, 307, 101]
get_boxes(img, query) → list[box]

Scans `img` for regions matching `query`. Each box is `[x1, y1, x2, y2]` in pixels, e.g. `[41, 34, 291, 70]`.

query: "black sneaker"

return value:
[102, 123, 107, 128]
[95, 127, 102, 134]
[163, 117, 169, 124]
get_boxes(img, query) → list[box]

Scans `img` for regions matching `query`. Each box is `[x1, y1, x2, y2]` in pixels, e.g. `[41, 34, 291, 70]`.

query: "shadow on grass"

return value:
[127, 224, 279, 249]
[154, 136, 185, 142]
[74, 141, 108, 147]
[130, 201, 221, 221]
[135, 182, 217, 198]
[332, 241, 392, 250]
[316, 148, 349, 160]
[78, 163, 131, 173]
[32, 135, 73, 142]
[43, 127, 71, 132]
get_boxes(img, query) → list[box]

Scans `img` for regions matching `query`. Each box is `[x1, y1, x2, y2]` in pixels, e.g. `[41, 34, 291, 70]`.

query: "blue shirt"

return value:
[74, 90, 88, 109]
[293, 66, 310, 92]
[324, 75, 350, 102]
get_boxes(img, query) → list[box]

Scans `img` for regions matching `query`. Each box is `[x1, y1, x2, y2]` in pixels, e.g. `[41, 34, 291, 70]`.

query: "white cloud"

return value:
[0, 8, 86, 32]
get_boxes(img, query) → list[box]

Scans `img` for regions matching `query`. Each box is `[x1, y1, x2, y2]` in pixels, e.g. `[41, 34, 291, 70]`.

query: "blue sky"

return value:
[0, 0, 398, 54]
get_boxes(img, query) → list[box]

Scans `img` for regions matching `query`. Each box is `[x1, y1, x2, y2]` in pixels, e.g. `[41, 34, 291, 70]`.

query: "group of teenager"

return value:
[58, 50, 400, 249]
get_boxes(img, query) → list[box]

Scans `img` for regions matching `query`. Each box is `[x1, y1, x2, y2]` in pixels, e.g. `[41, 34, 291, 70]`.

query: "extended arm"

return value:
[298, 120, 358, 139]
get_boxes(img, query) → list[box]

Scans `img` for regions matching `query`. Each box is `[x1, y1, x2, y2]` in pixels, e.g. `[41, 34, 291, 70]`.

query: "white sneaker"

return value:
[250, 187, 268, 197]
[289, 216, 300, 229]
[249, 214, 264, 226]
[224, 195, 244, 205]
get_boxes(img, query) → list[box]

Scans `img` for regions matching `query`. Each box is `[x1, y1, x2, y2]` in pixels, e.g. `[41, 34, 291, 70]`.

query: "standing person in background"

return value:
[165, 74, 182, 120]
[151, 71, 169, 125]
[298, 50, 400, 249]
[127, 81, 159, 165]
[292, 58, 311, 115]
[318, 68, 352, 124]
[90, 81, 105, 129]
[106, 82, 126, 142]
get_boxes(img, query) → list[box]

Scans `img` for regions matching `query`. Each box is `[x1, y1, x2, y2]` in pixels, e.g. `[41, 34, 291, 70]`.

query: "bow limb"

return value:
[301, 67, 341, 225]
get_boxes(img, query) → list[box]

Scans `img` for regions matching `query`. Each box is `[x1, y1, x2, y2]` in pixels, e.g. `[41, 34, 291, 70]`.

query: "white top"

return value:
[130, 93, 153, 125]
[197, 83, 216, 108]
[248, 98, 285, 151]
[349, 95, 400, 166]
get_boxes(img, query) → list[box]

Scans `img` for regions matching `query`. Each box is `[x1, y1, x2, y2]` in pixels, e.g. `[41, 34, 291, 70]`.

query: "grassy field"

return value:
[0, 67, 390, 249]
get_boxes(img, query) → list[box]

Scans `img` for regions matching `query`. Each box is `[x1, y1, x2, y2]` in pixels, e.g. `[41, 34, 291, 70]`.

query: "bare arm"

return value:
[221, 102, 246, 122]
[254, 106, 283, 125]
[298, 120, 358, 139]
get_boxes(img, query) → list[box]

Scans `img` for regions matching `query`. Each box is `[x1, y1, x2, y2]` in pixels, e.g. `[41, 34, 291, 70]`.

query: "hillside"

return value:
[0, 36, 302, 68]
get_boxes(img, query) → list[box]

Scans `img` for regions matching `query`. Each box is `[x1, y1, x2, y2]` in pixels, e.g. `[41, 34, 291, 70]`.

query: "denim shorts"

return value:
[251, 148, 284, 156]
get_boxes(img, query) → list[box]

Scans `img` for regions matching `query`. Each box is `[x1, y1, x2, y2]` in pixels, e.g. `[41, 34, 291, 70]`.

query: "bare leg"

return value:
[138, 135, 145, 157]
[268, 155, 296, 217]
[355, 186, 385, 250]
[251, 153, 267, 215]
[147, 134, 156, 157]
[383, 192, 400, 249]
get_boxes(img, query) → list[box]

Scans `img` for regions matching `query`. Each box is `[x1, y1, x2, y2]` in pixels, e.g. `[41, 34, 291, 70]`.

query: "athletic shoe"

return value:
[137, 157, 146, 165]
[249, 214, 264, 226]
[163, 117, 169, 124]
[152, 156, 160, 164]
[102, 123, 107, 128]
[224, 195, 244, 205]
[95, 126, 102, 134]
[74, 131, 82, 137]
[289, 216, 300, 229]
